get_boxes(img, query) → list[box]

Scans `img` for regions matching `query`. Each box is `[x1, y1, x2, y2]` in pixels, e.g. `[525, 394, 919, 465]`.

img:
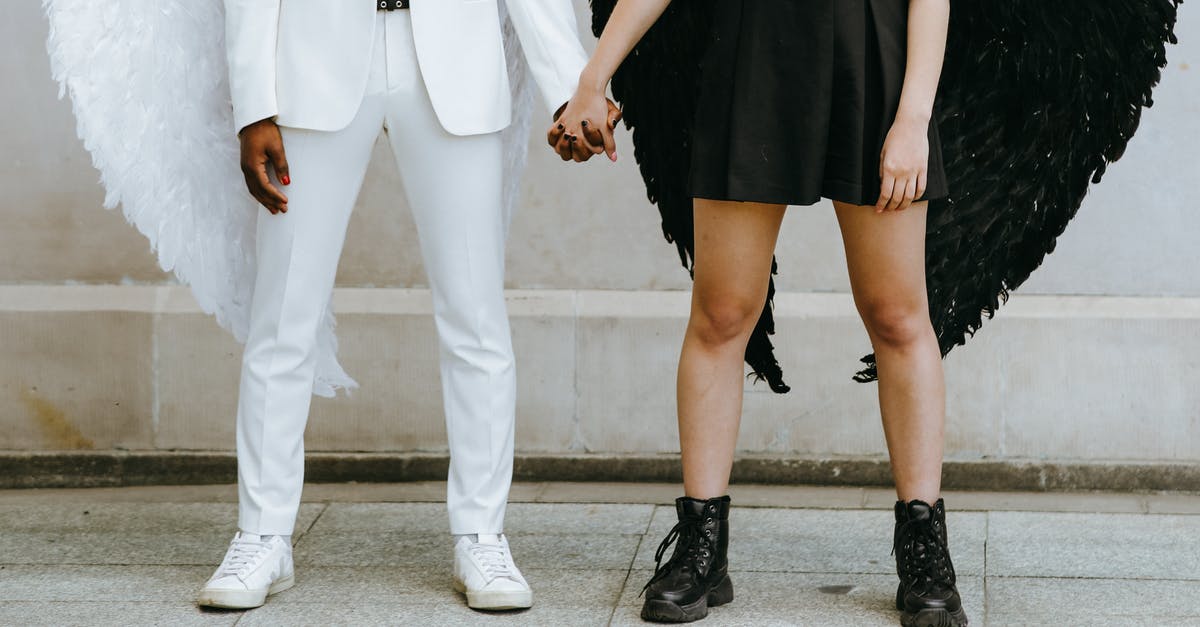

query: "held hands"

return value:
[876, 113, 930, 213]
[547, 89, 622, 163]
[239, 118, 290, 214]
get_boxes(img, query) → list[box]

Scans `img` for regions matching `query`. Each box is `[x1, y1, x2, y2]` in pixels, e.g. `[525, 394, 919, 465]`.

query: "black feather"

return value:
[858, 0, 1182, 380]
[590, 0, 1181, 387]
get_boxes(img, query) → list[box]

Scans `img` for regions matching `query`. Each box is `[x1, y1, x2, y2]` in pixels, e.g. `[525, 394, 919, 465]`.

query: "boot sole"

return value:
[453, 578, 533, 611]
[901, 606, 969, 627]
[196, 574, 294, 610]
[640, 575, 734, 623]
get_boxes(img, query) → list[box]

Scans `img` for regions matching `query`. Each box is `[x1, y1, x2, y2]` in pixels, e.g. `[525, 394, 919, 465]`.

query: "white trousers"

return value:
[237, 12, 516, 536]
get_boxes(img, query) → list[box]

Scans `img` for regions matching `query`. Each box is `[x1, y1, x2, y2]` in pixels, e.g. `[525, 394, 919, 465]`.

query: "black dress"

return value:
[688, 0, 948, 207]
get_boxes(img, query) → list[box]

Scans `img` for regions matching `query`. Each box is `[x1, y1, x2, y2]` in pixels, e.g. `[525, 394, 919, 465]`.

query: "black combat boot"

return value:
[893, 499, 969, 627]
[640, 496, 734, 623]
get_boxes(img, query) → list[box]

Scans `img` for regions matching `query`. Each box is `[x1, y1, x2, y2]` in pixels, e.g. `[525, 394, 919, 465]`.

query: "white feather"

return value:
[43, 0, 535, 398]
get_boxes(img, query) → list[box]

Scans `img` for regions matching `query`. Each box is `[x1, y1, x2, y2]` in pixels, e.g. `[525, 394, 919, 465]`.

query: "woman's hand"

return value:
[547, 84, 622, 163]
[876, 113, 930, 213]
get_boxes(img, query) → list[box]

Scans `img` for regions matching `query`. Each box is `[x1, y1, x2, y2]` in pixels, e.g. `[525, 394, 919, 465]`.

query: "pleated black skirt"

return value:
[688, 0, 949, 207]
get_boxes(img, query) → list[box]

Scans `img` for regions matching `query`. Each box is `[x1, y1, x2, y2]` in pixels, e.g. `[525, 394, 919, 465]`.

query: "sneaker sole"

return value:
[640, 575, 734, 623]
[453, 578, 533, 610]
[901, 606, 969, 627]
[197, 574, 295, 610]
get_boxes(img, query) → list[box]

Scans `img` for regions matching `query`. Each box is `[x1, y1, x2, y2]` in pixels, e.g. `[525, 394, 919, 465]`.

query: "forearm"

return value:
[896, 0, 949, 125]
[577, 0, 673, 95]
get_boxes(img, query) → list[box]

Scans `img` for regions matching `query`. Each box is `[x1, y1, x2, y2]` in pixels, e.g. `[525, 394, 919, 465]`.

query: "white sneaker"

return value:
[197, 532, 295, 609]
[453, 534, 533, 610]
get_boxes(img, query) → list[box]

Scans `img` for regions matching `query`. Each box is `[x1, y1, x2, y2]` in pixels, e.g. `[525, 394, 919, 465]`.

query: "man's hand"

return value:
[239, 118, 290, 214]
[547, 96, 622, 163]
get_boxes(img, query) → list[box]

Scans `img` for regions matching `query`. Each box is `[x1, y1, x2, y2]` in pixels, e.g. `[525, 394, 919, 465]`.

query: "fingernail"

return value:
[581, 120, 589, 127]
[610, 153, 618, 162]
[557, 124, 564, 131]
[281, 175, 290, 185]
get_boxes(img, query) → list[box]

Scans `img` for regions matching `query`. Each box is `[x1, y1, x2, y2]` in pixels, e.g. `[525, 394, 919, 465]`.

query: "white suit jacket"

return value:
[224, 0, 589, 135]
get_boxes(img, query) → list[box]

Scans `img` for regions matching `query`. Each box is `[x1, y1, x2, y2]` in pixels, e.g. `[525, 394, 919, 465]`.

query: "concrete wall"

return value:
[2, 2, 1199, 475]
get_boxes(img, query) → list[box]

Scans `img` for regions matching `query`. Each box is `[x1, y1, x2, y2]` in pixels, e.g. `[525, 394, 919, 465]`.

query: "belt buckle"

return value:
[378, 0, 409, 10]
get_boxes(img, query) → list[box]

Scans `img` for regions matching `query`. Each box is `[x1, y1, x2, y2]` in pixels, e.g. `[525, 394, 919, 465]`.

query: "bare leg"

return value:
[678, 199, 787, 499]
[835, 201, 945, 503]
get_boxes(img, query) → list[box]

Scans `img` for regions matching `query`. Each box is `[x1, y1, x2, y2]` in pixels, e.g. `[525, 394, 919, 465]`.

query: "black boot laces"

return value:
[893, 516, 955, 592]
[641, 517, 710, 594]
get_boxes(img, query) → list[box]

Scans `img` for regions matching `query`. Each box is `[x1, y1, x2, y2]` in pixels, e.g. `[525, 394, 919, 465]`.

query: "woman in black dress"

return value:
[552, 1, 963, 625]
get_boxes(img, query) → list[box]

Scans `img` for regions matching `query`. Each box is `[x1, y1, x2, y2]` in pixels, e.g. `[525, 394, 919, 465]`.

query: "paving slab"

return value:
[1144, 492, 1200, 514]
[0, 530, 249, 566]
[0, 502, 323, 536]
[864, 489, 1149, 514]
[0, 484, 239, 505]
[611, 571, 984, 627]
[0, 504, 322, 565]
[266, 567, 627, 608]
[532, 483, 869, 510]
[986, 577, 1200, 626]
[3, 483, 1200, 626]
[293, 531, 642, 571]
[0, 565, 210, 602]
[0, 602, 237, 626]
[306, 502, 654, 536]
[0, 499, 324, 564]
[986, 511, 1200, 580]
[237, 603, 611, 627]
[634, 506, 986, 576]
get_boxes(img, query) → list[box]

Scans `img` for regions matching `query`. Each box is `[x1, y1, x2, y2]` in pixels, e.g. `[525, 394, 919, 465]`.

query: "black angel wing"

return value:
[591, 0, 790, 393]
[858, 0, 1183, 380]
[592, 0, 1181, 386]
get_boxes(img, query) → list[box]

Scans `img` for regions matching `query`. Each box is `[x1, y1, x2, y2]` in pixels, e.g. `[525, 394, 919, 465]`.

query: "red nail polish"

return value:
[281, 175, 291, 186]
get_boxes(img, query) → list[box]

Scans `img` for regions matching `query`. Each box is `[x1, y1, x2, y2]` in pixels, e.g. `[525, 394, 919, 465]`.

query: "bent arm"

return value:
[224, 0, 281, 133]
[896, 0, 950, 127]
[505, 0, 590, 113]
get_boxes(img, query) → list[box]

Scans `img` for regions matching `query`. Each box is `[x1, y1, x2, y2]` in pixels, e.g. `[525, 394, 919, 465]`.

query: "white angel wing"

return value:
[43, 0, 348, 397]
[499, 0, 536, 236]
[44, 0, 535, 398]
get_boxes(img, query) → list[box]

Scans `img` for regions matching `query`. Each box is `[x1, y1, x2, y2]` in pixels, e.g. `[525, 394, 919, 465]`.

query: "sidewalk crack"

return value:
[295, 502, 330, 547]
[982, 511, 990, 625]
[607, 504, 658, 626]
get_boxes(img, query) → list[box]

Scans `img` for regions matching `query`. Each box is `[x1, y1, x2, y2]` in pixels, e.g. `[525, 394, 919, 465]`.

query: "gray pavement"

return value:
[1, 482, 1199, 626]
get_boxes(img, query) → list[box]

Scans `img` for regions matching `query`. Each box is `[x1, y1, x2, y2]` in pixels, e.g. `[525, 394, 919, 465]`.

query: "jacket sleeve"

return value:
[223, 0, 281, 133]
[505, 0, 590, 115]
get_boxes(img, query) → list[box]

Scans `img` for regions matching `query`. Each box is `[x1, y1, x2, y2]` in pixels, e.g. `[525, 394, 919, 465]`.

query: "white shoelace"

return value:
[217, 534, 272, 579]
[469, 541, 517, 582]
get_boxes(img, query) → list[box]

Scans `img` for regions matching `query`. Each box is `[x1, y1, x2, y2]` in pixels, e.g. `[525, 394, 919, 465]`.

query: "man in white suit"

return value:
[197, 0, 615, 611]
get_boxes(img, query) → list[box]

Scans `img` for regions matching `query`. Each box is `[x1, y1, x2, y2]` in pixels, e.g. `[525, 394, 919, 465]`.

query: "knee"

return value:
[858, 298, 931, 350]
[690, 298, 762, 348]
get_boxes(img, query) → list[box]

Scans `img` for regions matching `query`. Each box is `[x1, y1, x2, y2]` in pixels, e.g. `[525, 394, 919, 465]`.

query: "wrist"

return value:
[894, 108, 932, 128]
[578, 66, 610, 95]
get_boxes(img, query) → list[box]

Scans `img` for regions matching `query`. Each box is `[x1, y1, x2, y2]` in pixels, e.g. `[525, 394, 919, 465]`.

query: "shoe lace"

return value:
[641, 517, 705, 595]
[469, 541, 517, 582]
[217, 535, 273, 578]
[893, 518, 955, 590]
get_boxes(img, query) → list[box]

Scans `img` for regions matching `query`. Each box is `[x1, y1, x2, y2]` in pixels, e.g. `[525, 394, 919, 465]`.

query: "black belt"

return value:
[377, 0, 409, 9]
